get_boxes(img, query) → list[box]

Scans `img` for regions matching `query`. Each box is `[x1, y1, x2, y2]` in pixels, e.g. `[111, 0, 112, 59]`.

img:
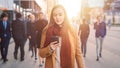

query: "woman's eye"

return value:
[53, 14, 57, 17]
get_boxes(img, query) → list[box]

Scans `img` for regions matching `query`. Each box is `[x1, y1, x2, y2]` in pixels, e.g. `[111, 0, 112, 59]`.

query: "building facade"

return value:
[46, 0, 58, 20]
[0, 0, 41, 22]
[104, 0, 120, 24]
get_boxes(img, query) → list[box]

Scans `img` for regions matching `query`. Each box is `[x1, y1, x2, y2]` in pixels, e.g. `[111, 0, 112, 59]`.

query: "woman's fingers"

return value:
[51, 41, 58, 44]
[50, 41, 59, 50]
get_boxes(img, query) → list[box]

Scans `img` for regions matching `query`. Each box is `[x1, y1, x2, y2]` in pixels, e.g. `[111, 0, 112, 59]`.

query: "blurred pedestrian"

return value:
[0, 12, 11, 63]
[39, 5, 85, 68]
[107, 19, 112, 29]
[27, 14, 38, 60]
[36, 12, 48, 67]
[26, 14, 32, 51]
[71, 18, 79, 34]
[78, 18, 90, 57]
[94, 16, 106, 61]
[11, 13, 26, 61]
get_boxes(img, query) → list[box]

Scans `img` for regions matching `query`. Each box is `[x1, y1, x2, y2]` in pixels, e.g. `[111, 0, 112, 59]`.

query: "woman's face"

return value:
[53, 8, 65, 25]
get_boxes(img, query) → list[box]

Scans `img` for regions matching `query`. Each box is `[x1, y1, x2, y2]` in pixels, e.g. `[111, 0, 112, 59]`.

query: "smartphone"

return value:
[51, 36, 59, 43]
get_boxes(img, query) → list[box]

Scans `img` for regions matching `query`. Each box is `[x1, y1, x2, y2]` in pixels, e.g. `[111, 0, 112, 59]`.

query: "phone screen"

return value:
[51, 36, 59, 43]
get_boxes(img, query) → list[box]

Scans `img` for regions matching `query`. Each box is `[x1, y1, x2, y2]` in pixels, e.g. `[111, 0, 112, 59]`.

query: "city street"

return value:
[0, 26, 120, 68]
[85, 25, 120, 68]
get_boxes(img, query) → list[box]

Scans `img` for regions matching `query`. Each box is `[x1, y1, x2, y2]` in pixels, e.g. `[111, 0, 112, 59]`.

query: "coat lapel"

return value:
[0, 21, 4, 30]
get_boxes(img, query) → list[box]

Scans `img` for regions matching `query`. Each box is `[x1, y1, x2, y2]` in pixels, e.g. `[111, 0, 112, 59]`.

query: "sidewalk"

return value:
[0, 39, 43, 68]
[85, 25, 120, 68]
[0, 26, 120, 68]
[108, 25, 120, 31]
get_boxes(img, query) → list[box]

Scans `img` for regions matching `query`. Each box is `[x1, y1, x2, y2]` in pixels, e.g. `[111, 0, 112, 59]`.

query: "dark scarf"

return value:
[44, 24, 72, 68]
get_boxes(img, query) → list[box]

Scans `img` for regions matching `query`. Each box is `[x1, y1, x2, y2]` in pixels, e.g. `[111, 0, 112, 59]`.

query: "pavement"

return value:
[0, 39, 43, 68]
[0, 25, 120, 68]
[84, 25, 120, 68]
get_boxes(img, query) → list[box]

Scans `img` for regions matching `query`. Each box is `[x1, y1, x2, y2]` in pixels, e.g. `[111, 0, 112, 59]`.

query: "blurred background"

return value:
[0, 0, 120, 25]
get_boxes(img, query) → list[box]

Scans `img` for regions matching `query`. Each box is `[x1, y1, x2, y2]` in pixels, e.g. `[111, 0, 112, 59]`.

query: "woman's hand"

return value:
[49, 41, 60, 51]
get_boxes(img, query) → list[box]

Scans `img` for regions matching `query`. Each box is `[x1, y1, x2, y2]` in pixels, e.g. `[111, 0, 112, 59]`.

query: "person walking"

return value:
[78, 18, 90, 57]
[39, 5, 85, 68]
[11, 13, 26, 61]
[0, 12, 11, 63]
[107, 19, 112, 29]
[27, 14, 38, 60]
[36, 12, 48, 67]
[94, 16, 106, 61]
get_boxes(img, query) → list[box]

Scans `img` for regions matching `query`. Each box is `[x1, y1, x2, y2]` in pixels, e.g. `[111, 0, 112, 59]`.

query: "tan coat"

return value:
[39, 26, 85, 68]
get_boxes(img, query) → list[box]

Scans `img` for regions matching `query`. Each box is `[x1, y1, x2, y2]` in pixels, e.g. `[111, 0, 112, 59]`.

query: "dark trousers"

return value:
[13, 38, 25, 59]
[81, 38, 88, 56]
[29, 39, 37, 58]
[0, 37, 11, 60]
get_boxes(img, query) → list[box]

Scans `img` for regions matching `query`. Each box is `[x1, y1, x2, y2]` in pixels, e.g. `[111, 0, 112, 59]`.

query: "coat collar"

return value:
[0, 20, 9, 30]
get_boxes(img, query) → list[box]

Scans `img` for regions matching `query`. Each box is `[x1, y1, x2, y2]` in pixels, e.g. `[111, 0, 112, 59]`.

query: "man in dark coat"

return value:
[11, 13, 26, 61]
[78, 18, 90, 57]
[0, 12, 11, 63]
[36, 12, 48, 48]
[36, 12, 48, 67]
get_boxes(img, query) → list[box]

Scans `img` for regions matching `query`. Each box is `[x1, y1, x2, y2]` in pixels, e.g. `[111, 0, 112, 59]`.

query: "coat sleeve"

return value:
[27, 22, 30, 37]
[75, 30, 85, 68]
[104, 22, 107, 36]
[0, 22, 2, 38]
[94, 22, 97, 30]
[39, 45, 54, 58]
[87, 24, 90, 37]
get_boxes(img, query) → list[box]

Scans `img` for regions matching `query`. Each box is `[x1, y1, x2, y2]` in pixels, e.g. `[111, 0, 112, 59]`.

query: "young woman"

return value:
[39, 5, 85, 68]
